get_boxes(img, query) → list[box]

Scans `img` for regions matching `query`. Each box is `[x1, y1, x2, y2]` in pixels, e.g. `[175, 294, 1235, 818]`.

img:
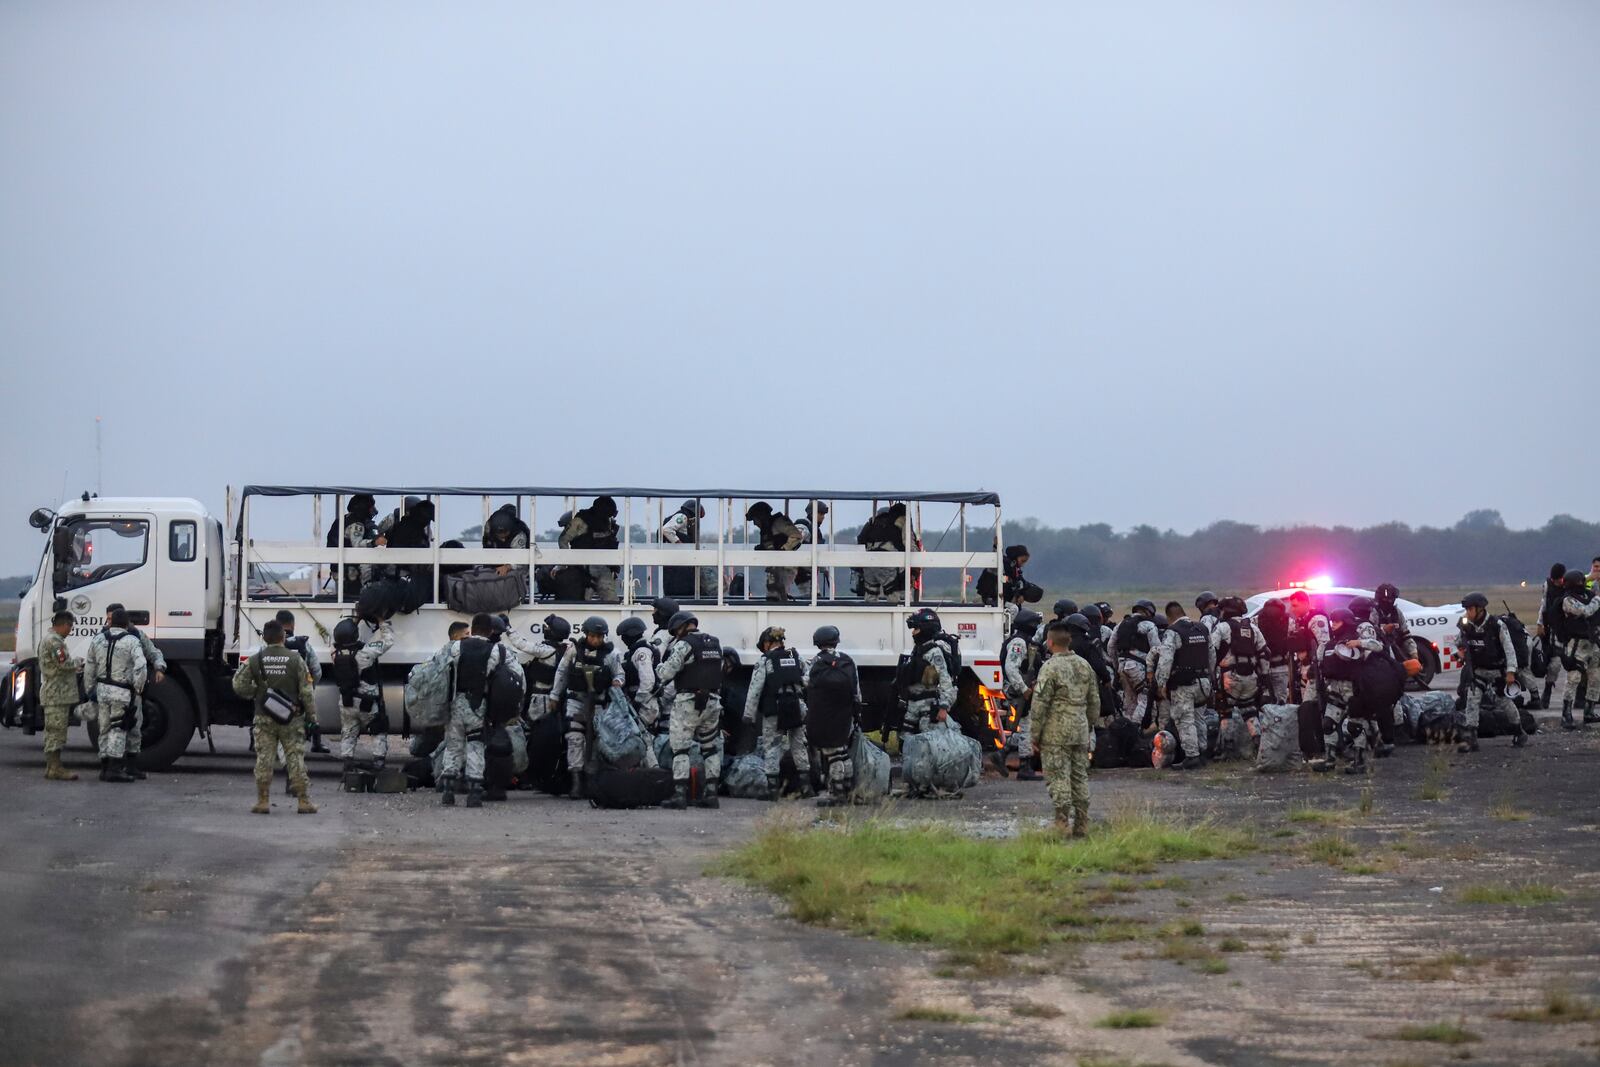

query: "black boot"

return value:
[1457, 728, 1479, 753]
[764, 775, 781, 801]
[662, 783, 689, 810]
[101, 757, 135, 783]
[1562, 703, 1577, 730]
[1542, 680, 1556, 711]
[568, 770, 585, 800]
[465, 778, 484, 808]
[1512, 727, 1529, 748]
[1585, 702, 1600, 725]
[124, 759, 147, 780]
[799, 780, 816, 799]
[817, 791, 849, 808]
[484, 781, 508, 802]
[309, 726, 329, 754]
[440, 775, 457, 806]
[694, 786, 720, 809]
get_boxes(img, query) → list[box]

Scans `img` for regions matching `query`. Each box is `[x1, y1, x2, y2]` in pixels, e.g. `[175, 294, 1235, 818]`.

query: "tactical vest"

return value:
[897, 639, 949, 698]
[1460, 618, 1507, 671]
[622, 638, 658, 696]
[676, 631, 724, 692]
[569, 641, 615, 694]
[571, 510, 619, 550]
[1224, 618, 1259, 675]
[524, 643, 561, 693]
[1560, 593, 1598, 644]
[252, 647, 302, 714]
[758, 648, 805, 717]
[284, 634, 312, 666]
[1168, 619, 1210, 685]
[332, 640, 366, 701]
[1114, 616, 1150, 658]
[1006, 635, 1040, 684]
[455, 637, 495, 709]
[98, 630, 138, 699]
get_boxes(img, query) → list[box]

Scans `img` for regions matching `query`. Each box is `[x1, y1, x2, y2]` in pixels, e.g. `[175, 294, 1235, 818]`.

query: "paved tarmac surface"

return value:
[3, 703, 1599, 1066]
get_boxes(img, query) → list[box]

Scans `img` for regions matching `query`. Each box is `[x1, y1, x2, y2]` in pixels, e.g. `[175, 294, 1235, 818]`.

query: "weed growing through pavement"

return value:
[1456, 882, 1565, 906]
[1011, 1001, 1065, 1019]
[1418, 750, 1450, 801]
[1500, 988, 1600, 1023]
[1388, 1021, 1479, 1045]
[1095, 1009, 1162, 1029]
[720, 804, 1252, 954]
[896, 1006, 978, 1023]
[1488, 791, 1532, 822]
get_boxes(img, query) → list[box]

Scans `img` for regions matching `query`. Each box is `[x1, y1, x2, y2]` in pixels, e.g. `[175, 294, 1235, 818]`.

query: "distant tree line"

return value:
[945, 510, 1599, 590]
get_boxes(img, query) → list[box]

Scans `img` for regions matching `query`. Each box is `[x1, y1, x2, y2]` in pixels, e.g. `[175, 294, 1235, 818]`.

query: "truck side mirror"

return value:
[28, 508, 54, 530]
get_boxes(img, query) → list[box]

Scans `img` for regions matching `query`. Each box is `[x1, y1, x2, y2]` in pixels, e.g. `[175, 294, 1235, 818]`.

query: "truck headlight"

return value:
[12, 668, 27, 704]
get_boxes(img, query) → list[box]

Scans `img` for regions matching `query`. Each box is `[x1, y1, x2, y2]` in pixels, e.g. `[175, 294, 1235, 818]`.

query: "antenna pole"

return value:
[95, 416, 103, 494]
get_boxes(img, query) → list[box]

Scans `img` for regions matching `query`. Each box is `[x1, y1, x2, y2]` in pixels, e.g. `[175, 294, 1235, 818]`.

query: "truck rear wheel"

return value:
[134, 677, 197, 770]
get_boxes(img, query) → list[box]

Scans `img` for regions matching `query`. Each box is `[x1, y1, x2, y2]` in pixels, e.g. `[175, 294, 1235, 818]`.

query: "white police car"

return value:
[1243, 581, 1463, 688]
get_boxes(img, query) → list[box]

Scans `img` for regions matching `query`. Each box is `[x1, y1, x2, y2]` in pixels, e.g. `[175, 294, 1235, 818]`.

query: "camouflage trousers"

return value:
[1008, 710, 1032, 764]
[441, 703, 486, 782]
[42, 702, 73, 756]
[816, 744, 852, 797]
[1221, 670, 1272, 711]
[1040, 743, 1090, 823]
[1563, 641, 1600, 714]
[861, 567, 902, 604]
[1264, 663, 1293, 706]
[1464, 670, 1517, 732]
[903, 698, 950, 736]
[668, 692, 724, 784]
[587, 566, 618, 602]
[1162, 683, 1205, 763]
[526, 692, 556, 721]
[764, 567, 796, 602]
[95, 697, 134, 759]
[1117, 659, 1150, 724]
[759, 714, 810, 777]
[339, 694, 389, 762]
[254, 713, 309, 795]
[1318, 680, 1373, 760]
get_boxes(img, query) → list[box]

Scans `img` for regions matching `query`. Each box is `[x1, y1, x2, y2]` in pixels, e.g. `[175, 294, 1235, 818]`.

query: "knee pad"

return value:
[1321, 716, 1338, 736]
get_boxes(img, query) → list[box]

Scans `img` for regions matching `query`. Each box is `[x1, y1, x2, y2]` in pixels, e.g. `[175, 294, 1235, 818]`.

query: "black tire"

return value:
[134, 676, 197, 770]
[1408, 646, 1439, 691]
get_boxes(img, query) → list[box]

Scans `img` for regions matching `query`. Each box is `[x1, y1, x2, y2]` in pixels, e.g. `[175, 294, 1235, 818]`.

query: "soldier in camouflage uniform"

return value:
[1031, 622, 1100, 836]
[1002, 609, 1044, 780]
[559, 496, 621, 602]
[83, 606, 148, 783]
[104, 603, 164, 777]
[1558, 570, 1600, 729]
[232, 619, 317, 814]
[655, 612, 725, 810]
[1310, 609, 1385, 773]
[436, 614, 521, 807]
[501, 614, 571, 722]
[1155, 613, 1214, 769]
[1454, 592, 1530, 753]
[744, 626, 813, 799]
[896, 609, 957, 737]
[37, 610, 82, 781]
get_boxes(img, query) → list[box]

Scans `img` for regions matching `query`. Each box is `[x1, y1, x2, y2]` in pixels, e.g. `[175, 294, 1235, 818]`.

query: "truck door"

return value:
[154, 516, 206, 644]
[50, 513, 158, 646]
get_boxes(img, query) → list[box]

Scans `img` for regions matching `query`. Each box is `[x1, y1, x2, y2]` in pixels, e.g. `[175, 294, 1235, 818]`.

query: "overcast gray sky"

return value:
[2, 1, 1594, 573]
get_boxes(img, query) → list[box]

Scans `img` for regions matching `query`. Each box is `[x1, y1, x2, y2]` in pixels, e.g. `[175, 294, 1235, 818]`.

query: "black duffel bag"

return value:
[445, 567, 527, 615]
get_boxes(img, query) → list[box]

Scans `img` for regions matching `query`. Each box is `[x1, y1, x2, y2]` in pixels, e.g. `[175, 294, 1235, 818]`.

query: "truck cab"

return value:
[6, 496, 226, 767]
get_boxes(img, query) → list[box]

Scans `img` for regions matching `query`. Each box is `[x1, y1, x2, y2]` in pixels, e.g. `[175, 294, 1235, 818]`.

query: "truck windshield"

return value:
[54, 519, 149, 590]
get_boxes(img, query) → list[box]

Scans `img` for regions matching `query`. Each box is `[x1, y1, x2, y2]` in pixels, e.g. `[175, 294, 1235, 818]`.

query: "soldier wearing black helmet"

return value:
[1001, 609, 1044, 780]
[1455, 592, 1529, 751]
[331, 614, 396, 773]
[1211, 596, 1274, 722]
[1109, 600, 1161, 726]
[1536, 564, 1568, 712]
[1154, 606, 1214, 769]
[1556, 569, 1600, 729]
[558, 616, 625, 798]
[656, 612, 726, 809]
[435, 613, 524, 808]
[499, 614, 572, 722]
[482, 503, 531, 587]
[744, 626, 813, 799]
[327, 493, 383, 594]
[858, 503, 907, 604]
[806, 625, 863, 807]
[896, 608, 957, 743]
[745, 502, 804, 602]
[1310, 608, 1385, 772]
[560, 496, 621, 602]
[1194, 592, 1221, 635]
[1286, 591, 1332, 704]
[616, 616, 662, 732]
[660, 500, 716, 599]
[792, 501, 831, 598]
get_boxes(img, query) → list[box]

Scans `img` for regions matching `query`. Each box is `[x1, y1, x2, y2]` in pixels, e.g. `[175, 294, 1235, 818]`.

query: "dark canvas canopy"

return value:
[241, 486, 1000, 505]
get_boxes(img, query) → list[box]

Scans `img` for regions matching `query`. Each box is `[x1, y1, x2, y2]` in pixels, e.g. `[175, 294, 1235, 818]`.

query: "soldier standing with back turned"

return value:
[1031, 621, 1099, 837]
[232, 618, 317, 814]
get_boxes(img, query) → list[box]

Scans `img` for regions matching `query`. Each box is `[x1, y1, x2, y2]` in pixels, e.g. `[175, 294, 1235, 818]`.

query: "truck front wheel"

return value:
[135, 677, 197, 770]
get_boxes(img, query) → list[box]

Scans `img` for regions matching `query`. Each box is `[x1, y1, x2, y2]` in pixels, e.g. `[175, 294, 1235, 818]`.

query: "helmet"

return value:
[1220, 596, 1248, 617]
[1082, 603, 1103, 625]
[541, 614, 571, 643]
[1020, 582, 1044, 604]
[806, 500, 829, 520]
[721, 647, 741, 669]
[591, 496, 617, 517]
[1005, 544, 1030, 561]
[347, 494, 376, 518]
[1154, 616, 1169, 631]
[1064, 613, 1091, 634]
[679, 499, 705, 519]
[1053, 598, 1078, 619]
[907, 608, 942, 637]
[745, 502, 773, 522]
[651, 597, 679, 627]
[1133, 599, 1156, 616]
[1195, 591, 1219, 611]
[557, 510, 572, 528]
[1095, 602, 1113, 621]
[666, 611, 698, 635]
[488, 506, 517, 540]
[616, 617, 646, 644]
[333, 618, 360, 647]
[492, 613, 511, 636]
[1460, 592, 1490, 611]
[1014, 609, 1043, 634]
[1375, 582, 1399, 605]
[1330, 608, 1357, 629]
[1347, 596, 1375, 618]
[1564, 571, 1588, 593]
[813, 624, 841, 647]
[581, 616, 609, 638]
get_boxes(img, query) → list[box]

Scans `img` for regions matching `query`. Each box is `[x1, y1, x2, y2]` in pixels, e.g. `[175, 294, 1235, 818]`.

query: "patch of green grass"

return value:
[896, 1005, 978, 1023]
[1012, 1001, 1065, 1019]
[1100, 876, 1139, 893]
[1500, 989, 1600, 1023]
[1270, 828, 1296, 839]
[1388, 1021, 1479, 1045]
[1418, 750, 1450, 801]
[1489, 792, 1532, 822]
[1095, 1009, 1162, 1029]
[1344, 862, 1385, 876]
[1305, 835, 1358, 866]
[1456, 882, 1565, 906]
[1218, 937, 1247, 952]
[1223, 892, 1249, 903]
[1139, 876, 1190, 891]
[1358, 786, 1375, 816]
[933, 951, 1013, 978]
[720, 811, 1253, 954]
[1300, 931, 1317, 945]
[1197, 957, 1230, 975]
[1287, 805, 1349, 826]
